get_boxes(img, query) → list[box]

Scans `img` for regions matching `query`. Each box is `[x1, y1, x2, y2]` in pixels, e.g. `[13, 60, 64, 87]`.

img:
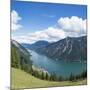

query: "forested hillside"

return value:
[11, 40, 32, 71]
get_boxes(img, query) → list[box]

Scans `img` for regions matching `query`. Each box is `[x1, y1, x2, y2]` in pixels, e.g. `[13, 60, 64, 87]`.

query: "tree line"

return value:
[21, 64, 87, 82]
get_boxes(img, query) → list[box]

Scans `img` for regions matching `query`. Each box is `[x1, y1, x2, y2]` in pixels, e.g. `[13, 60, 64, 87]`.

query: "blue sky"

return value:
[11, 0, 87, 44]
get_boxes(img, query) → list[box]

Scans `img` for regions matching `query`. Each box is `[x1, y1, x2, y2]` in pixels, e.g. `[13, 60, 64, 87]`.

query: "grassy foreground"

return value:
[11, 68, 87, 89]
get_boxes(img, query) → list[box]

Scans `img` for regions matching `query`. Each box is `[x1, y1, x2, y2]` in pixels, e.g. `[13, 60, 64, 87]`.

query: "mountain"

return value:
[36, 36, 87, 62]
[11, 40, 32, 69]
[22, 40, 50, 50]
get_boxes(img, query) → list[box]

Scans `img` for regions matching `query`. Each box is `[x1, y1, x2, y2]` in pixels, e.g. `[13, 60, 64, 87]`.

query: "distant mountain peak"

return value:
[22, 40, 50, 50]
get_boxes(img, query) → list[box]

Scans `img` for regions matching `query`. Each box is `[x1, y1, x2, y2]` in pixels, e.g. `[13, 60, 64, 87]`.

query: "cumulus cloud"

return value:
[11, 10, 22, 31]
[12, 16, 87, 44]
[29, 27, 66, 42]
[12, 27, 66, 44]
[58, 16, 86, 36]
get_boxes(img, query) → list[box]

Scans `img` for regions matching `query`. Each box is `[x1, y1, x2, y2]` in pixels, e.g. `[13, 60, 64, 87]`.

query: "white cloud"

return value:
[58, 16, 86, 35]
[12, 16, 87, 44]
[29, 27, 66, 42]
[11, 10, 22, 31]
[12, 27, 66, 44]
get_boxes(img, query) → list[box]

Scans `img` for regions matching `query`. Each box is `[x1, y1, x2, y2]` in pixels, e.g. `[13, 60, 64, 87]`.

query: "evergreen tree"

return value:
[45, 72, 49, 80]
[41, 71, 45, 80]
[69, 73, 75, 81]
[58, 76, 64, 81]
[11, 47, 20, 68]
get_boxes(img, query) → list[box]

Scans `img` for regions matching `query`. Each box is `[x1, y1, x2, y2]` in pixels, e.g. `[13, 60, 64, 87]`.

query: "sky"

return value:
[11, 0, 87, 44]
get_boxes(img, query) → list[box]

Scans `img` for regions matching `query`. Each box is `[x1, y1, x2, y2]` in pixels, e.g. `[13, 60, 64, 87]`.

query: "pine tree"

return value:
[69, 73, 75, 81]
[41, 71, 45, 80]
[45, 72, 49, 80]
[58, 76, 63, 81]
[11, 47, 20, 68]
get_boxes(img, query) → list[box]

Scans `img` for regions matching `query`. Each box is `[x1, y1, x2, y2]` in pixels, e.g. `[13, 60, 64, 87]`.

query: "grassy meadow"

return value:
[11, 68, 87, 89]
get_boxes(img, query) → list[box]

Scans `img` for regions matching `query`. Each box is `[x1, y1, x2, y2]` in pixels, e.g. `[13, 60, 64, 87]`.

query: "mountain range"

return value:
[22, 36, 87, 62]
[22, 40, 49, 50]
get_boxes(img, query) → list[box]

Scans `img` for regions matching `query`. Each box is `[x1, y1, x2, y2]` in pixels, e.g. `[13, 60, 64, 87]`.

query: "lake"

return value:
[29, 50, 87, 78]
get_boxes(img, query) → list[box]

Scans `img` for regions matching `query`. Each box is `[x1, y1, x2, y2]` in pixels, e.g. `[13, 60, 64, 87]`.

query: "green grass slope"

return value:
[11, 68, 87, 89]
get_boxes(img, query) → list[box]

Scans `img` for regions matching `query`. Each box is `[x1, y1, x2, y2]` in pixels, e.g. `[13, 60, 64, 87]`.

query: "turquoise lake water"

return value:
[29, 50, 87, 77]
